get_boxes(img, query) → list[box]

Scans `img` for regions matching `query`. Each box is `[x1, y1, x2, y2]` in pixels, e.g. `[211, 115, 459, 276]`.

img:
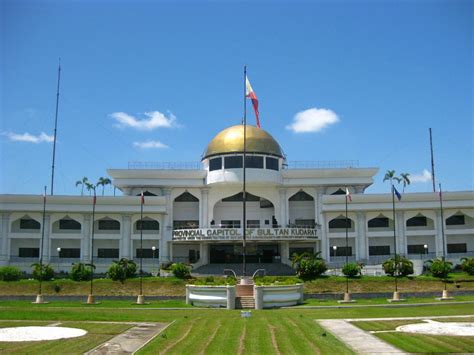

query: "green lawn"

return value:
[0, 301, 473, 354]
[351, 317, 474, 353]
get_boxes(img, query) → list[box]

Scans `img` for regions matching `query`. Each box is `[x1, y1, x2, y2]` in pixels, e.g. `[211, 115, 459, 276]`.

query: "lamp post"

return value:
[56, 247, 61, 277]
[152, 246, 156, 276]
[332, 246, 337, 276]
[423, 244, 428, 259]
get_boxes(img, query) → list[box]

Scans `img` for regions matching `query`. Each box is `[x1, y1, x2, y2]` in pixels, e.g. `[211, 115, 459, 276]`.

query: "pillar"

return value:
[356, 212, 367, 261]
[278, 188, 287, 227]
[320, 213, 329, 261]
[226, 286, 236, 309]
[0, 213, 10, 263]
[434, 210, 446, 257]
[42, 215, 51, 263]
[254, 286, 264, 310]
[200, 243, 209, 265]
[396, 211, 406, 256]
[121, 215, 132, 259]
[162, 189, 173, 262]
[200, 188, 210, 228]
[82, 215, 91, 263]
[280, 241, 290, 265]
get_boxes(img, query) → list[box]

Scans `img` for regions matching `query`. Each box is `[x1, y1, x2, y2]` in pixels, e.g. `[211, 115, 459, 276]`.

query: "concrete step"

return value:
[236, 284, 254, 297]
[236, 296, 255, 309]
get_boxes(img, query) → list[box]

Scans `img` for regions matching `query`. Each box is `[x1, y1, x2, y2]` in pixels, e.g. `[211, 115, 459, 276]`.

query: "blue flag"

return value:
[393, 186, 402, 201]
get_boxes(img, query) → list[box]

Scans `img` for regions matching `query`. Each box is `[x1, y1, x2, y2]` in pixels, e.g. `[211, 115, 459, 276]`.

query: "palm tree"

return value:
[400, 173, 411, 193]
[85, 181, 96, 196]
[383, 170, 401, 185]
[75, 177, 89, 196]
[97, 177, 112, 196]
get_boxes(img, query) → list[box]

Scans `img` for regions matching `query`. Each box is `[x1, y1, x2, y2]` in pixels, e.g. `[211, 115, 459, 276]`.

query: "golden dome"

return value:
[203, 125, 283, 159]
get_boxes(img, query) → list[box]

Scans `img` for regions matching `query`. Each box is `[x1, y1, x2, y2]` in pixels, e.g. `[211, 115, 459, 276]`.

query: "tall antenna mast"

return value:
[50, 59, 61, 195]
[429, 128, 436, 192]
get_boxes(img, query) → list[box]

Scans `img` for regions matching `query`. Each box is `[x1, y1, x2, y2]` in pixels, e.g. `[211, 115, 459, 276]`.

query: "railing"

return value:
[128, 161, 201, 169]
[284, 160, 359, 169]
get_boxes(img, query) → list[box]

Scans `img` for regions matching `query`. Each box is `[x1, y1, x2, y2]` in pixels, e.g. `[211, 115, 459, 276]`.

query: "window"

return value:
[137, 191, 157, 196]
[329, 218, 352, 229]
[289, 191, 314, 201]
[245, 156, 263, 169]
[19, 248, 39, 258]
[447, 243, 467, 253]
[295, 219, 316, 228]
[173, 220, 199, 229]
[330, 246, 352, 257]
[368, 217, 389, 228]
[59, 219, 81, 230]
[59, 248, 80, 258]
[369, 245, 390, 256]
[224, 156, 243, 169]
[221, 220, 241, 228]
[406, 216, 427, 227]
[98, 248, 119, 258]
[331, 189, 346, 195]
[174, 192, 199, 202]
[446, 215, 465, 226]
[289, 247, 313, 257]
[20, 218, 40, 230]
[247, 220, 260, 228]
[136, 220, 160, 231]
[266, 157, 279, 171]
[98, 220, 120, 231]
[209, 157, 222, 171]
[407, 245, 428, 254]
[136, 248, 155, 258]
[260, 198, 273, 208]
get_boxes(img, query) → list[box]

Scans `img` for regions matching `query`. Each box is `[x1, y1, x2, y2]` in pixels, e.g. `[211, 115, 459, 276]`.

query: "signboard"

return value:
[172, 228, 317, 241]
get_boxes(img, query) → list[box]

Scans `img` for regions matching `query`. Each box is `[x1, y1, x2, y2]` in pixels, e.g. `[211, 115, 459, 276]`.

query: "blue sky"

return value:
[1, 0, 472, 196]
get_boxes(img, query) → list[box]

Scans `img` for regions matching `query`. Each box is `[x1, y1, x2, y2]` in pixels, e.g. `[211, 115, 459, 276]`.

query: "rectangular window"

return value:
[59, 219, 81, 230]
[447, 243, 467, 253]
[368, 218, 389, 228]
[59, 248, 80, 258]
[98, 248, 119, 258]
[136, 248, 155, 258]
[407, 216, 427, 227]
[295, 219, 316, 228]
[20, 219, 40, 230]
[136, 220, 160, 231]
[330, 246, 352, 257]
[18, 248, 39, 258]
[209, 157, 222, 171]
[221, 220, 241, 228]
[369, 245, 390, 256]
[247, 220, 260, 228]
[98, 220, 120, 231]
[329, 218, 352, 229]
[446, 215, 465, 226]
[224, 156, 243, 169]
[245, 156, 263, 169]
[407, 244, 428, 254]
[266, 157, 279, 171]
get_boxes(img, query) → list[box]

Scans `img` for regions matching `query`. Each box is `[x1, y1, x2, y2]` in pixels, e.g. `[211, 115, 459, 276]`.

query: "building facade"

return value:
[1, 125, 473, 273]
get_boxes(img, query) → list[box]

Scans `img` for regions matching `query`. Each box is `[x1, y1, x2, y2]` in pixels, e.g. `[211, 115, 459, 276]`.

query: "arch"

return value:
[289, 190, 314, 201]
[94, 216, 121, 233]
[173, 191, 199, 229]
[174, 191, 199, 202]
[136, 191, 157, 196]
[406, 213, 434, 229]
[367, 214, 393, 229]
[331, 188, 346, 195]
[328, 215, 355, 232]
[134, 217, 160, 234]
[11, 215, 41, 233]
[52, 215, 82, 233]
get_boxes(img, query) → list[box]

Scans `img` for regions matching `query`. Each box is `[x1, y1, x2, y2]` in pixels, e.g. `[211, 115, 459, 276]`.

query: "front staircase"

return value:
[192, 263, 296, 276]
[235, 282, 255, 309]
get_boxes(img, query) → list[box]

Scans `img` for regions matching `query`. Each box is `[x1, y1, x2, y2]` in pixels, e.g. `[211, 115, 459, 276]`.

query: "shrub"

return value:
[425, 258, 453, 278]
[171, 263, 191, 279]
[31, 263, 54, 281]
[70, 263, 93, 281]
[342, 262, 364, 277]
[291, 252, 327, 280]
[253, 276, 303, 285]
[107, 258, 137, 283]
[461, 257, 474, 276]
[382, 256, 414, 277]
[0, 266, 23, 281]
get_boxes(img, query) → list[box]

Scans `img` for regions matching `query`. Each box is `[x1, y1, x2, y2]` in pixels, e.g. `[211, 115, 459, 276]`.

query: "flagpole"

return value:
[137, 191, 145, 304]
[50, 59, 61, 195]
[87, 190, 97, 304]
[429, 128, 436, 193]
[345, 187, 349, 295]
[34, 186, 47, 303]
[242, 65, 247, 278]
[391, 184, 398, 294]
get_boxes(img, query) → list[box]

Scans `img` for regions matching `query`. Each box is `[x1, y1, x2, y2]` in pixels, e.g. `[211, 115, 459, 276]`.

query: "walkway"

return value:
[318, 319, 407, 354]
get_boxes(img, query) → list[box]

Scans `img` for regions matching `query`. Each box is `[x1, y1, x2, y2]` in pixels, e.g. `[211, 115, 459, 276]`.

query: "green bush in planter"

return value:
[382, 255, 414, 277]
[31, 263, 55, 281]
[461, 257, 474, 276]
[107, 258, 137, 283]
[0, 266, 23, 281]
[70, 263, 93, 281]
[291, 252, 327, 280]
[171, 263, 191, 279]
[425, 258, 453, 278]
[342, 262, 364, 277]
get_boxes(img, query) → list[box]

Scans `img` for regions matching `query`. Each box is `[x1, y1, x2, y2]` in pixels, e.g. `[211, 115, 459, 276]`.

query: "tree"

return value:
[107, 258, 137, 283]
[85, 182, 96, 196]
[425, 258, 452, 278]
[382, 255, 414, 277]
[97, 177, 112, 196]
[400, 173, 411, 193]
[461, 257, 474, 276]
[291, 252, 327, 280]
[75, 177, 89, 196]
[383, 170, 401, 185]
[31, 263, 54, 281]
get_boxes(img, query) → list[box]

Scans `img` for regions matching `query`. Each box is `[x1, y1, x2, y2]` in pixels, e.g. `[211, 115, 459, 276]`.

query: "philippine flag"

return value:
[246, 76, 260, 128]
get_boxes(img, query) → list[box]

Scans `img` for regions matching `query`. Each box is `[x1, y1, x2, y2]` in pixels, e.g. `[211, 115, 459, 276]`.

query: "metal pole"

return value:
[429, 128, 436, 192]
[50, 60, 61, 195]
[345, 187, 349, 294]
[39, 186, 47, 295]
[391, 183, 398, 292]
[140, 193, 144, 295]
[242, 65, 247, 277]
[89, 191, 96, 298]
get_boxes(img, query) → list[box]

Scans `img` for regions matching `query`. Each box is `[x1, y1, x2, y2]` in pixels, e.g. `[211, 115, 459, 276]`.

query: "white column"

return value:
[161, 189, 173, 262]
[278, 188, 287, 227]
[356, 212, 367, 261]
[42, 215, 51, 263]
[121, 215, 132, 259]
[82, 215, 91, 263]
[434, 210, 446, 257]
[397, 211, 406, 256]
[0, 213, 10, 263]
[200, 243, 209, 265]
[320, 213, 329, 260]
[200, 188, 210, 228]
[314, 188, 324, 225]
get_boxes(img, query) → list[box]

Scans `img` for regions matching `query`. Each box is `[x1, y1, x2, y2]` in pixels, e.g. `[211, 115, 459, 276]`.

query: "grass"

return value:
[351, 317, 474, 353]
[300, 295, 474, 306]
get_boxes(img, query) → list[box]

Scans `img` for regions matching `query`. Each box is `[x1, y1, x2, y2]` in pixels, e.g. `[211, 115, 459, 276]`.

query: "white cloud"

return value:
[286, 107, 339, 133]
[133, 140, 169, 149]
[410, 169, 432, 183]
[110, 111, 178, 131]
[3, 131, 54, 143]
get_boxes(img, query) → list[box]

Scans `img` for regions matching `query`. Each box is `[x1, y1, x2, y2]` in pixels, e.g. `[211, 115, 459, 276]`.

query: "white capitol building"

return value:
[1, 124, 473, 274]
